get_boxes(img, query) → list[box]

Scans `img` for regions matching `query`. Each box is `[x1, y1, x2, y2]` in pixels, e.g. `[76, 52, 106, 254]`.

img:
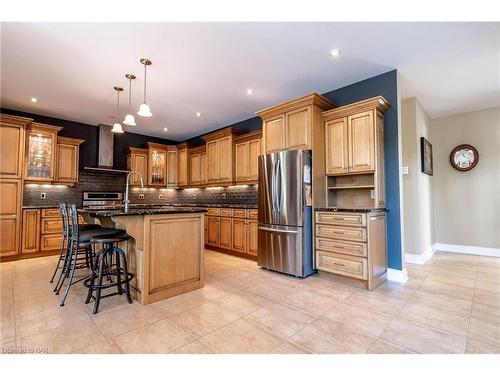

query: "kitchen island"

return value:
[81, 207, 207, 304]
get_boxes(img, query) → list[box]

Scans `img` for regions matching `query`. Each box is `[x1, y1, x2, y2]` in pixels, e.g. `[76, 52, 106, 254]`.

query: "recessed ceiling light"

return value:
[329, 49, 341, 58]
[163, 127, 168, 132]
[246, 88, 254, 95]
[196, 112, 201, 117]
[30, 97, 38, 103]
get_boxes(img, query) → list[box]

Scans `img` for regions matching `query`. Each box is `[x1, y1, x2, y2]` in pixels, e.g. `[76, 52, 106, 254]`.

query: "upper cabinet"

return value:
[322, 96, 390, 209]
[257, 93, 334, 154]
[127, 147, 148, 186]
[55, 137, 84, 184]
[147, 142, 168, 187]
[189, 145, 206, 186]
[177, 142, 190, 187]
[166, 146, 178, 187]
[202, 128, 244, 185]
[0, 115, 30, 179]
[24, 123, 62, 182]
[234, 130, 262, 184]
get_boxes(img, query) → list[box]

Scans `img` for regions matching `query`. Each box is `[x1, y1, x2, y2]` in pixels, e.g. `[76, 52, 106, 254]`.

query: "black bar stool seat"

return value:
[84, 231, 134, 314]
[78, 228, 125, 244]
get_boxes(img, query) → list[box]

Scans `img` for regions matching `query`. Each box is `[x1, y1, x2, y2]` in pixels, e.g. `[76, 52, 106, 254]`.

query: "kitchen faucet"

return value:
[124, 171, 144, 211]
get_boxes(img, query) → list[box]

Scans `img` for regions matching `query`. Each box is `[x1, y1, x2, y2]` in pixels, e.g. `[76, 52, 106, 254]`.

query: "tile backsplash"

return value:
[23, 171, 258, 207]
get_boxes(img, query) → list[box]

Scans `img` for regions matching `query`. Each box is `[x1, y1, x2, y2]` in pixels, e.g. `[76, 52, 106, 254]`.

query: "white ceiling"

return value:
[1, 22, 499, 140]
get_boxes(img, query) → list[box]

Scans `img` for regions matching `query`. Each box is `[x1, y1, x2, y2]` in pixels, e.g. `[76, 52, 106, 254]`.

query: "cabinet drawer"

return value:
[220, 208, 232, 217]
[207, 208, 220, 216]
[316, 224, 366, 242]
[41, 217, 62, 234]
[315, 212, 366, 227]
[316, 251, 367, 280]
[315, 237, 367, 257]
[233, 209, 246, 218]
[42, 208, 60, 218]
[41, 234, 62, 252]
[248, 209, 258, 219]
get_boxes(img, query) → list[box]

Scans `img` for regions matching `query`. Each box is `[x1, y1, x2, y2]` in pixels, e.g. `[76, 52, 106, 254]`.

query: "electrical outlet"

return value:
[222, 193, 227, 200]
[193, 193, 197, 199]
[138, 194, 145, 200]
[370, 189, 375, 199]
[40, 192, 46, 199]
[402, 166, 409, 175]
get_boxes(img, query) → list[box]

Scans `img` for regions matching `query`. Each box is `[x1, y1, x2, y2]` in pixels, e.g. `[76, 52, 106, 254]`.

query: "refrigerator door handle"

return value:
[258, 226, 299, 234]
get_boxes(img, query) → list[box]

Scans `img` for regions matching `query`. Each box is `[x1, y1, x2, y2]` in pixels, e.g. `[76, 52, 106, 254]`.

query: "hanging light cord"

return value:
[143, 63, 147, 103]
[128, 77, 132, 109]
[117, 90, 120, 118]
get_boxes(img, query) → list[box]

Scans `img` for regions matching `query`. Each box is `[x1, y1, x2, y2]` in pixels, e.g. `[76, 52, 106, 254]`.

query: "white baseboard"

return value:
[433, 243, 500, 258]
[405, 246, 436, 265]
[387, 267, 409, 283]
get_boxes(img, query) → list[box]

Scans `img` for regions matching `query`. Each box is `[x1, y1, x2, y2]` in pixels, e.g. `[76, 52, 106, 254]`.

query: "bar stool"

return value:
[58, 204, 124, 306]
[50, 203, 102, 287]
[84, 232, 134, 314]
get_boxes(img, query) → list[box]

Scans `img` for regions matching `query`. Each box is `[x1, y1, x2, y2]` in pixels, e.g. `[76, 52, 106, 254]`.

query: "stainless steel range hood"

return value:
[83, 124, 130, 174]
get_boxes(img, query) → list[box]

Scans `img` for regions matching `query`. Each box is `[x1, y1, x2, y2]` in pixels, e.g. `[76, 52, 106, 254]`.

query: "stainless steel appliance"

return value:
[82, 191, 123, 210]
[258, 150, 314, 277]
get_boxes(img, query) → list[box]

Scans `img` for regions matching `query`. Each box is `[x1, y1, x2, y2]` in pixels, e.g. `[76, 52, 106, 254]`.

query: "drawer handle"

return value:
[334, 262, 345, 267]
[334, 245, 344, 249]
[334, 231, 344, 234]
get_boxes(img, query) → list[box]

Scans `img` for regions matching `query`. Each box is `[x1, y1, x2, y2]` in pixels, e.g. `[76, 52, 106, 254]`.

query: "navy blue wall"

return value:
[321, 70, 402, 270]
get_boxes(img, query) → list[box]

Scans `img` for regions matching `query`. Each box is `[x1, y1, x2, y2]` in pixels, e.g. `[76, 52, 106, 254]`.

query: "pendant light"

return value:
[137, 58, 152, 117]
[111, 86, 124, 133]
[123, 74, 137, 126]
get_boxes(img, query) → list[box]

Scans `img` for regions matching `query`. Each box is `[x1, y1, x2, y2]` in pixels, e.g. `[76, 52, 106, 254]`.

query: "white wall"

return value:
[431, 107, 500, 249]
[401, 98, 434, 256]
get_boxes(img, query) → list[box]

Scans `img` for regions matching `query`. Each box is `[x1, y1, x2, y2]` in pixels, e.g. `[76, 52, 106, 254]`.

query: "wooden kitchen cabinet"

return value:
[322, 97, 389, 209]
[127, 147, 148, 185]
[207, 216, 220, 247]
[177, 142, 190, 187]
[189, 145, 206, 186]
[147, 142, 168, 187]
[22, 209, 40, 254]
[166, 146, 178, 187]
[24, 123, 62, 182]
[314, 210, 387, 291]
[0, 114, 29, 179]
[0, 179, 23, 257]
[247, 219, 259, 256]
[235, 131, 261, 184]
[219, 217, 232, 249]
[232, 218, 246, 253]
[202, 128, 244, 185]
[55, 137, 84, 184]
[257, 93, 334, 154]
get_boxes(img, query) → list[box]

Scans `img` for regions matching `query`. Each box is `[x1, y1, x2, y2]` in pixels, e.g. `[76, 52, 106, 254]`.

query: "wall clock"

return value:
[450, 144, 479, 171]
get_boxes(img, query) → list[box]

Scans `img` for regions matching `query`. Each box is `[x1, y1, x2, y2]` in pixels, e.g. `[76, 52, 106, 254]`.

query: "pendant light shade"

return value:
[111, 123, 124, 133]
[123, 74, 137, 126]
[112, 86, 124, 134]
[137, 58, 152, 117]
[137, 103, 152, 117]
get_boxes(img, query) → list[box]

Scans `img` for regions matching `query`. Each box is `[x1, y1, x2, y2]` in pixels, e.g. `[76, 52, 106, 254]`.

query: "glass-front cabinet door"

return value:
[147, 142, 167, 187]
[24, 123, 61, 182]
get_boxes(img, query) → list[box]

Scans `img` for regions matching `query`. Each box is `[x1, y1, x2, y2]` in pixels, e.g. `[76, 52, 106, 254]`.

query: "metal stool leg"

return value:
[115, 247, 123, 295]
[85, 249, 101, 304]
[92, 249, 107, 314]
[116, 247, 133, 304]
[55, 238, 73, 294]
[50, 236, 66, 283]
[60, 243, 79, 306]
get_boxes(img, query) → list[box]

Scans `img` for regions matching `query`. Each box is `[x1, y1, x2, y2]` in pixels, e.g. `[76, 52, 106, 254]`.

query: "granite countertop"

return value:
[171, 203, 258, 209]
[80, 207, 208, 217]
[315, 207, 387, 213]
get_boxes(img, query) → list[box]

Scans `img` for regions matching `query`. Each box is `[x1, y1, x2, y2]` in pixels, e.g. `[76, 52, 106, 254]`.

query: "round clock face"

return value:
[450, 144, 479, 171]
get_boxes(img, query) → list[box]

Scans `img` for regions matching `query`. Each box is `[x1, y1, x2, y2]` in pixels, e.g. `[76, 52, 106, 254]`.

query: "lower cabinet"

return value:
[205, 208, 258, 259]
[20, 207, 84, 256]
[0, 179, 23, 258]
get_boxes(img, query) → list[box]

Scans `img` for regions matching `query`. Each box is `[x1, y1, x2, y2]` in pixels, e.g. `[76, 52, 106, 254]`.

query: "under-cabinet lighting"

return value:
[205, 187, 223, 190]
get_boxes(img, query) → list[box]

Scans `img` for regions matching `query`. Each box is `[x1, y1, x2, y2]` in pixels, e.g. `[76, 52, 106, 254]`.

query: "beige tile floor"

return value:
[0, 250, 499, 354]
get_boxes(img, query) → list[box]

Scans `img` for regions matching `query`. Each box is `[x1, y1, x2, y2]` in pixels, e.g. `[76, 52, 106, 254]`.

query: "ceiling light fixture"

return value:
[246, 88, 254, 95]
[196, 112, 201, 117]
[123, 74, 137, 126]
[163, 127, 168, 132]
[111, 86, 124, 134]
[329, 49, 341, 58]
[30, 97, 38, 103]
[137, 58, 152, 117]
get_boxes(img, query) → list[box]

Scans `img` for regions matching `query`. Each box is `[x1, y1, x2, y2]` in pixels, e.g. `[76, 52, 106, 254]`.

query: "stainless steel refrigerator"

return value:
[258, 149, 314, 277]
